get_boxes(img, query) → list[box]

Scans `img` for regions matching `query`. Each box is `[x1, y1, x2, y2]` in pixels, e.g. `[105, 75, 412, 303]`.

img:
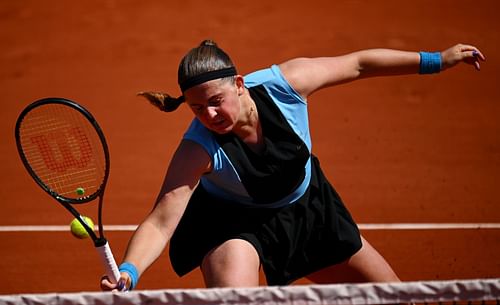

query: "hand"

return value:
[441, 44, 485, 71]
[100, 272, 131, 292]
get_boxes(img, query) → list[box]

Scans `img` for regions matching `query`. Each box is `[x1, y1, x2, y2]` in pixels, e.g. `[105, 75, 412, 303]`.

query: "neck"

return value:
[234, 93, 258, 135]
[233, 91, 264, 152]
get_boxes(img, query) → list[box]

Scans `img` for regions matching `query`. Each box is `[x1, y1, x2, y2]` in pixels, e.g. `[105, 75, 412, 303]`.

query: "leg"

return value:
[306, 235, 400, 284]
[201, 238, 261, 287]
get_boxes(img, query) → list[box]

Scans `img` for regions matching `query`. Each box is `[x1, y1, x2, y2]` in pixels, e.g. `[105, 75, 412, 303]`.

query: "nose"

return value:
[205, 106, 218, 119]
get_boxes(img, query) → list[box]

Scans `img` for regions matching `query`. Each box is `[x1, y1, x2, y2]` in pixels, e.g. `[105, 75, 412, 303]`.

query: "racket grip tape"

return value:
[95, 240, 121, 284]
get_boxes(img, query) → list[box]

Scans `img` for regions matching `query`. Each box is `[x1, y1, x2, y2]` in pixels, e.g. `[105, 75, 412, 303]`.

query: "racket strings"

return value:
[18, 104, 107, 200]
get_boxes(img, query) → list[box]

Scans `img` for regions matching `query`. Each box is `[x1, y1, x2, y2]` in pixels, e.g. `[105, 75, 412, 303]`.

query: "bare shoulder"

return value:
[278, 58, 315, 98]
[278, 57, 311, 84]
[278, 56, 356, 98]
[159, 139, 211, 193]
[172, 139, 212, 174]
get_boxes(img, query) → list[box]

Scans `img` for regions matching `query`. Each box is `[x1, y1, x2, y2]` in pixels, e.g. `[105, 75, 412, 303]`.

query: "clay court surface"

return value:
[1, 0, 499, 295]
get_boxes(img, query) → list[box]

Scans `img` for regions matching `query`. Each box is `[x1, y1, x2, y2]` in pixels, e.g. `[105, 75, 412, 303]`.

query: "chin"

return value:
[211, 128, 231, 135]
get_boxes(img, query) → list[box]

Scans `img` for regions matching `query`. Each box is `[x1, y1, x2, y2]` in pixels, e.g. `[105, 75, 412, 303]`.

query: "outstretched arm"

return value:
[279, 43, 485, 99]
[100, 139, 211, 291]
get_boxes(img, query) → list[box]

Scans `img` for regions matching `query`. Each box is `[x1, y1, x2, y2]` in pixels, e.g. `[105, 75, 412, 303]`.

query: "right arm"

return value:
[101, 139, 211, 291]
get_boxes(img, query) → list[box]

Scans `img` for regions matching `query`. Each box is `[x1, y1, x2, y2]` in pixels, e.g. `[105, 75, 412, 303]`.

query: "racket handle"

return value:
[95, 240, 121, 284]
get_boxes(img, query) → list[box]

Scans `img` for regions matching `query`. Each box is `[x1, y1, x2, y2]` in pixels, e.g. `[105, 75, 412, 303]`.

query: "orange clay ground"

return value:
[0, 0, 498, 294]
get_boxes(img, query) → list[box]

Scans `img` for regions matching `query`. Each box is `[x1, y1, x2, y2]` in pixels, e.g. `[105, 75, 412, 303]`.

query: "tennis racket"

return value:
[15, 97, 121, 284]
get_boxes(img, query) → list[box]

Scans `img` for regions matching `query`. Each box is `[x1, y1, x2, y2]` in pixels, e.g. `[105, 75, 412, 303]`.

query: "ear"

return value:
[235, 75, 245, 96]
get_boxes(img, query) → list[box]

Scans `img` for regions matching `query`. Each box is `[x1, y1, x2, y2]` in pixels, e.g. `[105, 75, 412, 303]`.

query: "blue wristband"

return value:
[419, 51, 442, 74]
[119, 262, 139, 290]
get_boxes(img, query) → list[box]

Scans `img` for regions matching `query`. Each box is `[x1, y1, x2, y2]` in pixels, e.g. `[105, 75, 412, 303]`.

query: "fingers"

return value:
[467, 49, 484, 71]
[100, 275, 129, 292]
[100, 275, 116, 291]
[472, 50, 486, 61]
[442, 43, 485, 71]
[116, 279, 126, 291]
[471, 49, 485, 71]
[458, 44, 485, 71]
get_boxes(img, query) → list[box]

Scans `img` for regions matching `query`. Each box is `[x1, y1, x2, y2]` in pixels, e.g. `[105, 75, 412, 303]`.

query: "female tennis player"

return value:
[101, 40, 484, 290]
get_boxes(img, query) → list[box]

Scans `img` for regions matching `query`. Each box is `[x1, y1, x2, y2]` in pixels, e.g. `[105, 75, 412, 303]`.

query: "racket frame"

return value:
[15, 97, 120, 282]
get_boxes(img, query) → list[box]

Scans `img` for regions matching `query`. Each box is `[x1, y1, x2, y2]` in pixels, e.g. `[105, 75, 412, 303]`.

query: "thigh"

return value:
[305, 235, 400, 284]
[201, 238, 261, 287]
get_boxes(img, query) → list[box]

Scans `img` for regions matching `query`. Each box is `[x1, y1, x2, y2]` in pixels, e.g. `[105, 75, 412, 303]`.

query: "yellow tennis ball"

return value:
[70, 216, 94, 239]
[76, 187, 85, 196]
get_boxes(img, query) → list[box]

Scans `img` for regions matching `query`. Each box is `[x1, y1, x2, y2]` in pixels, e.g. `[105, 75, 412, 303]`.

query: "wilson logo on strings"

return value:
[29, 127, 93, 173]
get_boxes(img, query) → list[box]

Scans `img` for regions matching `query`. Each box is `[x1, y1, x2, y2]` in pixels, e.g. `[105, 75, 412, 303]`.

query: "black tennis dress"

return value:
[169, 65, 362, 285]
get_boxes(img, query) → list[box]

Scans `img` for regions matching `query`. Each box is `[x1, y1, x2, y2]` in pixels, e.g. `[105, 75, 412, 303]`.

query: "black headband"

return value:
[179, 67, 237, 92]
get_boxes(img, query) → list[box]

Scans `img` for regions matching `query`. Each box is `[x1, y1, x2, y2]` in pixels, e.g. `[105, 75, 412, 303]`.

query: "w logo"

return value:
[30, 127, 92, 173]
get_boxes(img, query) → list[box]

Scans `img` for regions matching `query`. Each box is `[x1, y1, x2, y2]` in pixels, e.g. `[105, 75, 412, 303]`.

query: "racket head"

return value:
[15, 97, 110, 204]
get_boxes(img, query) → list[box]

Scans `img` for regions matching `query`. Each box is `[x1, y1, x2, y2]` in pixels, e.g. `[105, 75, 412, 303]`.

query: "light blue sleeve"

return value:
[183, 119, 251, 199]
[182, 119, 221, 170]
[245, 64, 306, 105]
[245, 65, 311, 151]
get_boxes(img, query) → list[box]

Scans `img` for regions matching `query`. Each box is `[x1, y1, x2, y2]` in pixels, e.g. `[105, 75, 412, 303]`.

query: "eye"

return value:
[189, 104, 204, 114]
[208, 95, 223, 107]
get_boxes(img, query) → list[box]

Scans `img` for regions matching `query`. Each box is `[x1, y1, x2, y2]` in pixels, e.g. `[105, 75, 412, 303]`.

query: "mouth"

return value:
[210, 119, 230, 133]
[211, 119, 225, 127]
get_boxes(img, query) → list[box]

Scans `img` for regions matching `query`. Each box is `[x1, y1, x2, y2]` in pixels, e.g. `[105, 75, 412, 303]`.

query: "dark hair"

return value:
[139, 40, 235, 112]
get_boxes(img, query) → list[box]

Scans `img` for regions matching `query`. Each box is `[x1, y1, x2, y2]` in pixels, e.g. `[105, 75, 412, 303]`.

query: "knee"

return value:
[201, 239, 260, 287]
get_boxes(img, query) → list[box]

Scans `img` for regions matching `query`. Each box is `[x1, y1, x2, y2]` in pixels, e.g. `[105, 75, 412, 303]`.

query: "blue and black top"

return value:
[183, 65, 311, 207]
[170, 65, 362, 286]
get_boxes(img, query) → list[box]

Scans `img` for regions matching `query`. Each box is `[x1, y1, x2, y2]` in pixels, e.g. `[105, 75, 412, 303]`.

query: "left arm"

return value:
[279, 43, 485, 99]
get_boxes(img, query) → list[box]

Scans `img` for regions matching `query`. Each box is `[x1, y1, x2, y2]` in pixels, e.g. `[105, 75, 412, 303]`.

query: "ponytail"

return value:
[137, 91, 185, 113]
[139, 39, 234, 113]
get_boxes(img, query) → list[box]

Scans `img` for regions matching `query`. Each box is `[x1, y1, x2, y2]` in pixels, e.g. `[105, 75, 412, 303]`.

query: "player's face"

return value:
[184, 77, 243, 134]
